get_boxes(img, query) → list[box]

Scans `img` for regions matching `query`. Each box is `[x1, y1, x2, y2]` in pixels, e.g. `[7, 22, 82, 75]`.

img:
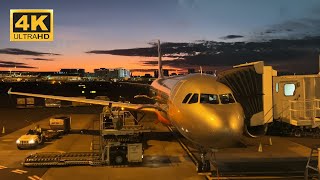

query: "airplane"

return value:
[7, 40, 245, 172]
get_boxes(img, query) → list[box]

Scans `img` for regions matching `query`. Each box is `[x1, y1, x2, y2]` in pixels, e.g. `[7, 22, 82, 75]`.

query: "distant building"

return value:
[144, 74, 152, 78]
[154, 69, 169, 77]
[107, 69, 119, 79]
[154, 70, 159, 78]
[94, 68, 109, 78]
[60, 69, 85, 76]
[118, 68, 131, 78]
[188, 69, 195, 74]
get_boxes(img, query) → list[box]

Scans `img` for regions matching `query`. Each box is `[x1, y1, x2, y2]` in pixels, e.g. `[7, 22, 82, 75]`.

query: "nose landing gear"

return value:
[197, 152, 211, 172]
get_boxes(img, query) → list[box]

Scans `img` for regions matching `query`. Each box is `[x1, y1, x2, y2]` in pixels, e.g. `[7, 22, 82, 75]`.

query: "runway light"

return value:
[82, 91, 85, 94]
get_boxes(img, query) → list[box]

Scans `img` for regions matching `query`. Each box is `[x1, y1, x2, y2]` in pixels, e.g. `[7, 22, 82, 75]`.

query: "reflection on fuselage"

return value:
[151, 74, 244, 149]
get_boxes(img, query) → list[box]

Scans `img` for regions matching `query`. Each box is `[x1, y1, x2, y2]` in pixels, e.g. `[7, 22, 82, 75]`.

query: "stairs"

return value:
[91, 116, 102, 165]
[305, 146, 320, 179]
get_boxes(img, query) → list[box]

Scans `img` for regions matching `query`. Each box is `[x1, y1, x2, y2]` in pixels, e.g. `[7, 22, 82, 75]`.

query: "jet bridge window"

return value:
[188, 93, 199, 104]
[182, 93, 192, 103]
[200, 94, 219, 104]
[219, 94, 236, 104]
[284, 83, 295, 96]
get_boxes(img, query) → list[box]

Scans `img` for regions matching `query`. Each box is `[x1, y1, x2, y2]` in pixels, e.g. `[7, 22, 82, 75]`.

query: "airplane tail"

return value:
[158, 40, 164, 79]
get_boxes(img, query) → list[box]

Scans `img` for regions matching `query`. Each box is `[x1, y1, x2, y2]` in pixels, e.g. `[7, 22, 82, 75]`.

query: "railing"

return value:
[288, 99, 320, 126]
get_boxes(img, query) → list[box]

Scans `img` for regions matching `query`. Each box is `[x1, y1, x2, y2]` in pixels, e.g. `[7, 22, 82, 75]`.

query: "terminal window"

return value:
[284, 83, 295, 96]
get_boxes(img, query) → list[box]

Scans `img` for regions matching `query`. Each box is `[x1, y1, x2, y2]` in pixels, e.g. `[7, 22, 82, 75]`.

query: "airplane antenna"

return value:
[200, 66, 203, 75]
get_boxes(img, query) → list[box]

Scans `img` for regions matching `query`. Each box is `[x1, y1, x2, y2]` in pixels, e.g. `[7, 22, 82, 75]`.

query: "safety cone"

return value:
[90, 142, 93, 151]
[2, 126, 5, 134]
[269, 137, 273, 146]
[258, 142, 263, 152]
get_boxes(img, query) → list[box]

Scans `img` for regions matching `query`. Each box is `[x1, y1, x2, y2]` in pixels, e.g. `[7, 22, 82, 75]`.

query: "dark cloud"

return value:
[0, 60, 36, 68]
[0, 48, 60, 56]
[25, 58, 54, 61]
[86, 36, 320, 74]
[256, 18, 320, 40]
[220, 35, 244, 40]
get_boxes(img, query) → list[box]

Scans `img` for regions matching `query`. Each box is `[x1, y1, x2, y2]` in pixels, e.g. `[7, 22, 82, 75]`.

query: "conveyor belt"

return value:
[23, 152, 102, 167]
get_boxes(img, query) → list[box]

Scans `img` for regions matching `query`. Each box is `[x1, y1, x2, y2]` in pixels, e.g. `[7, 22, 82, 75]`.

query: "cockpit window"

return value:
[200, 94, 219, 104]
[219, 94, 236, 104]
[182, 93, 192, 103]
[188, 93, 199, 104]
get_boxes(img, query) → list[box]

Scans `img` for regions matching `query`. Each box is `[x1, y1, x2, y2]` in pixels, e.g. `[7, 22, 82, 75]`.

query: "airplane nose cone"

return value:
[197, 105, 245, 149]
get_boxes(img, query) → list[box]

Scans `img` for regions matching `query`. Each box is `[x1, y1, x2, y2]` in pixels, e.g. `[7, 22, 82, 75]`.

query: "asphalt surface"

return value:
[2, 106, 320, 179]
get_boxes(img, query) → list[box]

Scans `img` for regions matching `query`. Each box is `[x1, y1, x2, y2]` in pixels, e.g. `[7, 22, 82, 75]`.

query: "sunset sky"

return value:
[1, 0, 320, 75]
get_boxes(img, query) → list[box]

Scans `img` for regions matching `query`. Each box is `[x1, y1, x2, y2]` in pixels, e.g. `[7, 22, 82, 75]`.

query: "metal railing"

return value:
[288, 99, 320, 126]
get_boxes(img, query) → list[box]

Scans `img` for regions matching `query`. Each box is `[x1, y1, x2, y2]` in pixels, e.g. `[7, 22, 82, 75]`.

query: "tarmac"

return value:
[0, 107, 202, 180]
[1, 107, 320, 179]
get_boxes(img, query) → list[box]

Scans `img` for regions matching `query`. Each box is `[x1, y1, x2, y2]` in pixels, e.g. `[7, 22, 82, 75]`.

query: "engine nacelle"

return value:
[244, 124, 268, 138]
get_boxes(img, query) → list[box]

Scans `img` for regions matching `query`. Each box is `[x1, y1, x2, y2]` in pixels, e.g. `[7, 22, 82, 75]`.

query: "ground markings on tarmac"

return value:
[0, 165, 8, 169]
[28, 175, 43, 180]
[11, 169, 28, 174]
[0, 167, 46, 180]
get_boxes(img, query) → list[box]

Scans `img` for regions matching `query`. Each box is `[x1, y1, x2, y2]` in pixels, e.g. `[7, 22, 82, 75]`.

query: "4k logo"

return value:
[10, 9, 54, 41]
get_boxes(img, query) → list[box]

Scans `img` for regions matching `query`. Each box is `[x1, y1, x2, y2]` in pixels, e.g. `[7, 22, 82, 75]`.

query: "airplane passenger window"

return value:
[188, 93, 199, 104]
[182, 93, 192, 103]
[200, 94, 219, 104]
[219, 94, 236, 104]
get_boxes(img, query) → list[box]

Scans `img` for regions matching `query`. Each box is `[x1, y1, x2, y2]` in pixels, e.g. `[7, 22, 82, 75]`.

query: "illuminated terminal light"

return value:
[90, 91, 96, 94]
[82, 91, 85, 94]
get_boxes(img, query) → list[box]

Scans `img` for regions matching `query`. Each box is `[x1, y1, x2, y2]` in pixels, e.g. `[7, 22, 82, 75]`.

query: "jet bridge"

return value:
[218, 61, 320, 137]
[217, 61, 277, 137]
[273, 75, 320, 128]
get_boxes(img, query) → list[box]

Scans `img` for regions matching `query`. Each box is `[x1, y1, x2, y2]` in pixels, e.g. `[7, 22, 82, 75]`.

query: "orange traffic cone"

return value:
[258, 142, 263, 152]
[2, 126, 5, 134]
[90, 142, 93, 151]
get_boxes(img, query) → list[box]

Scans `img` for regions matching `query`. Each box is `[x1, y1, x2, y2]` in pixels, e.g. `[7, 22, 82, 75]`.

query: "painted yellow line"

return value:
[11, 169, 28, 174]
[1, 139, 14, 142]
[0, 165, 8, 169]
[33, 175, 43, 180]
[28, 175, 43, 180]
[28, 176, 37, 180]
[207, 175, 304, 179]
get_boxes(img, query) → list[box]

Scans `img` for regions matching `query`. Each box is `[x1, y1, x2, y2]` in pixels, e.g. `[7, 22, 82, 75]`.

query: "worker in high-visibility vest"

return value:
[34, 125, 42, 135]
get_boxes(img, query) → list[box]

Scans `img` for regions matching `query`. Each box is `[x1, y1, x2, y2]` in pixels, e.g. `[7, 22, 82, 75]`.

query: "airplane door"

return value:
[273, 79, 302, 120]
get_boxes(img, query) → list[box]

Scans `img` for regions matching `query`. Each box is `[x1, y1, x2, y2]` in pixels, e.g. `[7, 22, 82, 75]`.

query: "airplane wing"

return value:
[7, 88, 163, 112]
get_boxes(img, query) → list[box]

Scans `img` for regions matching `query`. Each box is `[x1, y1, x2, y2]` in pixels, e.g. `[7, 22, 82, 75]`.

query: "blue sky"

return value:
[0, 0, 319, 73]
